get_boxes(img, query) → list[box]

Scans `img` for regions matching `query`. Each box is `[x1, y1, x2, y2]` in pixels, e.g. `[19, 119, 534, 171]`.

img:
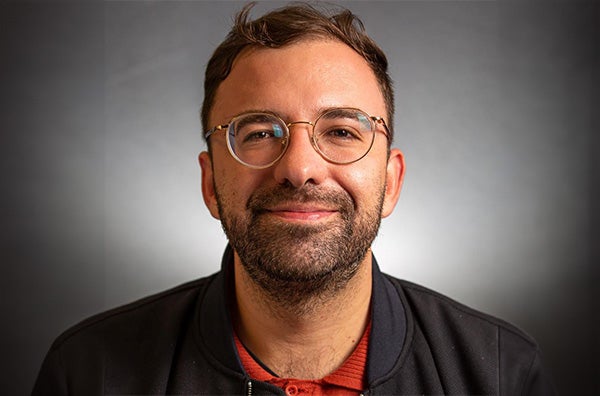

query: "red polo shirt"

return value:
[234, 322, 371, 396]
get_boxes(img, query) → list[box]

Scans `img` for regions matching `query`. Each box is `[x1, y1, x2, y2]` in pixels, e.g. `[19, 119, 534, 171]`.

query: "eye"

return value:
[236, 121, 287, 146]
[329, 128, 354, 138]
[241, 128, 276, 143]
[321, 126, 363, 142]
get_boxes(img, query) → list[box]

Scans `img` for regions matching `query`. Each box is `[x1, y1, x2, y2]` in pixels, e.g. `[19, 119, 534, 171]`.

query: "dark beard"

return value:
[216, 182, 384, 312]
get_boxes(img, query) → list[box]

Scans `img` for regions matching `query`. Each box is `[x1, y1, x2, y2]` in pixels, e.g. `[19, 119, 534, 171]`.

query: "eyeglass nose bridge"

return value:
[281, 120, 320, 152]
[286, 120, 314, 129]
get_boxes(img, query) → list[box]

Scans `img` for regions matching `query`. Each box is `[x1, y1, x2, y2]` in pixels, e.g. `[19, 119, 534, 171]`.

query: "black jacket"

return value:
[33, 246, 555, 395]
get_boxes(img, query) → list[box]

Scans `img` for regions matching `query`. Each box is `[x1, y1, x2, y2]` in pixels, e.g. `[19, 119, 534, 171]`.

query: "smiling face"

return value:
[200, 39, 404, 302]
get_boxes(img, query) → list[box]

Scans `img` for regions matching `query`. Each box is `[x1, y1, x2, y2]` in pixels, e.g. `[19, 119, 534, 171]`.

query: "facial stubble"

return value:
[215, 181, 385, 312]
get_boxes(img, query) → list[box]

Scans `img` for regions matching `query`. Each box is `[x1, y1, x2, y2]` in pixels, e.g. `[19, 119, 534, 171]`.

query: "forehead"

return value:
[210, 39, 386, 123]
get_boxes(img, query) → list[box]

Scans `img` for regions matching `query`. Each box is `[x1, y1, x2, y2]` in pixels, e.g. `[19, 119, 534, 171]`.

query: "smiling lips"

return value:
[265, 204, 337, 221]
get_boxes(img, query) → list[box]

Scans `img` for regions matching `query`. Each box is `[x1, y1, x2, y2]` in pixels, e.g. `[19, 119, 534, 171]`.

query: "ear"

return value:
[199, 151, 221, 220]
[381, 148, 405, 218]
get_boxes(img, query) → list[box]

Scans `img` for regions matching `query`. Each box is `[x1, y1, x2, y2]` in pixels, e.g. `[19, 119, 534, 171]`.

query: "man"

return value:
[33, 3, 555, 395]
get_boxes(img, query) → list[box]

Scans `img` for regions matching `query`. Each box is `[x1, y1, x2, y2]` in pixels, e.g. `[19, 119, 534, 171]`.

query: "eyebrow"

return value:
[230, 109, 282, 119]
[228, 106, 357, 123]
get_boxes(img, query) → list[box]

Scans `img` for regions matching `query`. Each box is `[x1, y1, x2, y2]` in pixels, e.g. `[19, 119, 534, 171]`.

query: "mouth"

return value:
[246, 184, 353, 224]
[263, 204, 338, 222]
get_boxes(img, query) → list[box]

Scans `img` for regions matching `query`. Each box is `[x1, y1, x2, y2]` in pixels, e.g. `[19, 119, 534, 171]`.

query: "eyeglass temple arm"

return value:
[371, 117, 390, 140]
[204, 124, 229, 139]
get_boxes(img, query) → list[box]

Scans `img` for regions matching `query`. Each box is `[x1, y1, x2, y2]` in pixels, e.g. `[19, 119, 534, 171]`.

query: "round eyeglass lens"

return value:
[313, 109, 375, 164]
[228, 113, 288, 168]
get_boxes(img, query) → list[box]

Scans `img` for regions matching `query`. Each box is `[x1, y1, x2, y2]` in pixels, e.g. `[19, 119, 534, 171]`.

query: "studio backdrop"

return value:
[1, 1, 598, 394]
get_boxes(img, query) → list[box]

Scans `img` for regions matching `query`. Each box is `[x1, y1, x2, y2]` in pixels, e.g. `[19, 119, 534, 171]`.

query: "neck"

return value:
[232, 251, 372, 379]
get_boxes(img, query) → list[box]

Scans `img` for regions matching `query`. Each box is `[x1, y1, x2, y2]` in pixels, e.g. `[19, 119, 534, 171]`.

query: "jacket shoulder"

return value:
[49, 274, 215, 351]
[32, 274, 219, 395]
[381, 276, 554, 395]
[389, 276, 539, 347]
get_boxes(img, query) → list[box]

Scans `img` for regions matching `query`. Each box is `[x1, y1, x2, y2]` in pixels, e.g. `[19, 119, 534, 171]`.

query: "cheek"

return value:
[211, 148, 241, 197]
[214, 169, 243, 209]
[337, 160, 387, 209]
[212, 163, 268, 214]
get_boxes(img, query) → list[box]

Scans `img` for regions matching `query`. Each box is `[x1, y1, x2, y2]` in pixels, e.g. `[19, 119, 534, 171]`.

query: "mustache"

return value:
[246, 184, 354, 213]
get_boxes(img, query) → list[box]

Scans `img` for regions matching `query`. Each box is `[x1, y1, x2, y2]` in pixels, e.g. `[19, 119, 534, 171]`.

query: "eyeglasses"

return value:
[204, 107, 390, 169]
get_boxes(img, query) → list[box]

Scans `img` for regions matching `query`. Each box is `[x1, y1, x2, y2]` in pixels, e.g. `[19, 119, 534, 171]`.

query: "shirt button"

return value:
[285, 385, 298, 395]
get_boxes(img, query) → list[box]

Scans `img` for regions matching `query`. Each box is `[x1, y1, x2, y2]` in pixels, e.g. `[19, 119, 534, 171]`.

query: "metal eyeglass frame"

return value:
[204, 107, 390, 169]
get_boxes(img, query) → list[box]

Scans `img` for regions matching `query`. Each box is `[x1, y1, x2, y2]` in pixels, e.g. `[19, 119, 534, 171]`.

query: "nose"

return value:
[272, 122, 328, 188]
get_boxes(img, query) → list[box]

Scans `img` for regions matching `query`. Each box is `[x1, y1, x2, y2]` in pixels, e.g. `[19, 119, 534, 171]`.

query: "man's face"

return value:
[200, 39, 404, 301]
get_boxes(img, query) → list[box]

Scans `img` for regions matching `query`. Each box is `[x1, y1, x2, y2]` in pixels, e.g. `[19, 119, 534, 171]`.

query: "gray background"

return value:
[1, 1, 598, 394]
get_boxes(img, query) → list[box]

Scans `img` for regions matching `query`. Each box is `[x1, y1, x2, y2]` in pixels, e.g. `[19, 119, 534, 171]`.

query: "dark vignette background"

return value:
[1, 1, 598, 394]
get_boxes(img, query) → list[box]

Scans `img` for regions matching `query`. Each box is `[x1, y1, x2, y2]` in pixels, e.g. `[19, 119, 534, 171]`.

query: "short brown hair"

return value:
[201, 2, 394, 144]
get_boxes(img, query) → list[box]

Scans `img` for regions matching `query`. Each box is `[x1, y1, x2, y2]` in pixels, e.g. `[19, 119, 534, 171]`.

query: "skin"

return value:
[199, 39, 405, 379]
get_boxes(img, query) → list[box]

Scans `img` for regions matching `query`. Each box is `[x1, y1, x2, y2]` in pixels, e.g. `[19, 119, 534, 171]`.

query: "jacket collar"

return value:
[195, 244, 406, 384]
